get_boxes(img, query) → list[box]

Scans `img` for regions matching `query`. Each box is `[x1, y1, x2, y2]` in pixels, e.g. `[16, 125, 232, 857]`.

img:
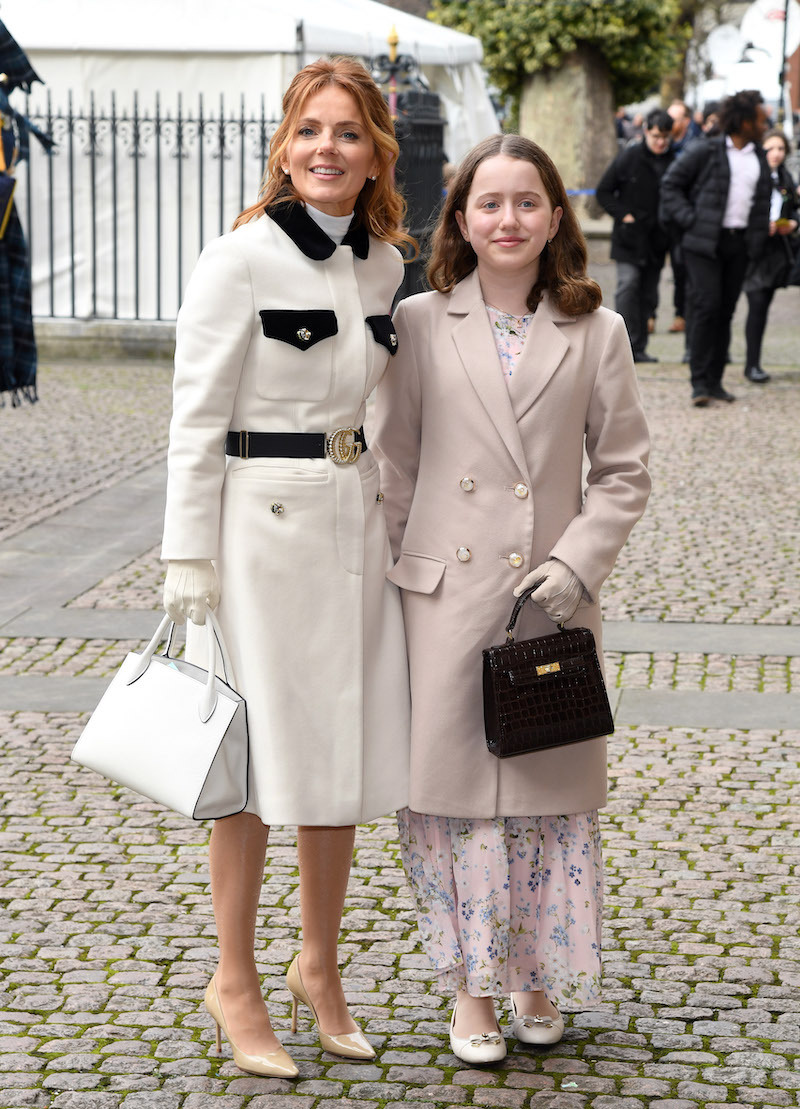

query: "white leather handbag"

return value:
[71, 610, 249, 820]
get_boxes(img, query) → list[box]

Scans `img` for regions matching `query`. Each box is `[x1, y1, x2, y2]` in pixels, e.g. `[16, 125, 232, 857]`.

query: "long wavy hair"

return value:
[233, 57, 415, 254]
[427, 134, 601, 316]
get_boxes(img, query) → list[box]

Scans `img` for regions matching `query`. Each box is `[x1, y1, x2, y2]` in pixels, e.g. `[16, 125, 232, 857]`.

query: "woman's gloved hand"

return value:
[163, 559, 220, 626]
[513, 558, 585, 624]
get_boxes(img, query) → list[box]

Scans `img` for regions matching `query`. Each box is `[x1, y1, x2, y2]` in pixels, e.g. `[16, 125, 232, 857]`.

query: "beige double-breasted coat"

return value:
[372, 269, 650, 818]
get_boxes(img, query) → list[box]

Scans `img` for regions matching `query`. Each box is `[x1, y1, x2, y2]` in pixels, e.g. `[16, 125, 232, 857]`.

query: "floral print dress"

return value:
[397, 305, 604, 1007]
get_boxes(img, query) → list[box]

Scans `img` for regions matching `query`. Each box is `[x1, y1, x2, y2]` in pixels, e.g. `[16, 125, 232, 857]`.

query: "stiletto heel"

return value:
[286, 953, 375, 1060]
[204, 976, 299, 1078]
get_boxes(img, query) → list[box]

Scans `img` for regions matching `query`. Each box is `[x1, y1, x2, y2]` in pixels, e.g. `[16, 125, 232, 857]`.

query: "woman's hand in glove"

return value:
[163, 559, 220, 625]
[512, 558, 585, 623]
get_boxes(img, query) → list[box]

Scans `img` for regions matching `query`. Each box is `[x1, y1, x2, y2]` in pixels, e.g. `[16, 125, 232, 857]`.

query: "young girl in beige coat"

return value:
[373, 135, 650, 1064]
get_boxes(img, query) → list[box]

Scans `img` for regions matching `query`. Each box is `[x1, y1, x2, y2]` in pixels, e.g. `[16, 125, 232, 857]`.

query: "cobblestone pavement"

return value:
[0, 262, 798, 1107]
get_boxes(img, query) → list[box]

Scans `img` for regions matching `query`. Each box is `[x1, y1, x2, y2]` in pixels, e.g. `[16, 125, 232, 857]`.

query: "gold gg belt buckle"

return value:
[327, 427, 362, 465]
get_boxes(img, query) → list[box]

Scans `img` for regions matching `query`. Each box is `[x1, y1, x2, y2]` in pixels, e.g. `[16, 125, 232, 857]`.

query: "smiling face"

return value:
[455, 155, 562, 285]
[280, 85, 379, 216]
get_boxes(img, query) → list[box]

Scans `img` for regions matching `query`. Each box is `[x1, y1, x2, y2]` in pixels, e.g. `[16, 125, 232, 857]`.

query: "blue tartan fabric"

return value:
[0, 202, 37, 405]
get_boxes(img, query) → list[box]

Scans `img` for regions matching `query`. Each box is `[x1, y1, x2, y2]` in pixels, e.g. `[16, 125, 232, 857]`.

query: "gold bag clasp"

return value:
[536, 662, 561, 676]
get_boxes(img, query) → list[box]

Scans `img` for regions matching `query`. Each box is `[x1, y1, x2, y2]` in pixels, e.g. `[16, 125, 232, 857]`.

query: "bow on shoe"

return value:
[519, 1014, 554, 1029]
[468, 1031, 504, 1046]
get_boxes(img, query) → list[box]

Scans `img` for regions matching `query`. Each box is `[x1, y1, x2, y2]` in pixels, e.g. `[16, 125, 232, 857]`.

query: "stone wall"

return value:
[519, 44, 618, 220]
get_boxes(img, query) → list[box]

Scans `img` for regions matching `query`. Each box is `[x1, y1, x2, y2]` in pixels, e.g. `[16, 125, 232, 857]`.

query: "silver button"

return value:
[376, 491, 384, 504]
[271, 502, 284, 515]
[508, 552, 524, 568]
[297, 327, 312, 342]
[456, 547, 472, 562]
[460, 477, 476, 492]
[513, 482, 529, 499]
[390, 333, 398, 347]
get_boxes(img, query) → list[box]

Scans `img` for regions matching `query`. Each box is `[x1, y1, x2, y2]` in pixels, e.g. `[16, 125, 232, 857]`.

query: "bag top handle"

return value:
[126, 610, 238, 724]
[504, 580, 564, 641]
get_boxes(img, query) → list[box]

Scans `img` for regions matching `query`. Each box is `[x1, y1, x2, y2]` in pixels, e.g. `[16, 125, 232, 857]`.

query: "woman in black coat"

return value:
[742, 130, 799, 384]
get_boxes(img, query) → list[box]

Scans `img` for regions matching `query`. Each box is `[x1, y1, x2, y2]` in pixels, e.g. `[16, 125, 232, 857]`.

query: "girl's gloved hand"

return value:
[513, 558, 584, 623]
[163, 559, 220, 626]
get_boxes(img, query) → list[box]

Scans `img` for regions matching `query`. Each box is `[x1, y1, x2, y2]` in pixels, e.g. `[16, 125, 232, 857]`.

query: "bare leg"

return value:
[510, 989, 560, 1020]
[209, 811, 283, 1053]
[296, 824, 358, 1035]
[452, 990, 499, 1036]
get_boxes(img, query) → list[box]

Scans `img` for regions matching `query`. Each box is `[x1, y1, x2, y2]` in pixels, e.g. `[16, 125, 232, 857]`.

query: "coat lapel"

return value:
[449, 270, 529, 477]
[506, 291, 571, 423]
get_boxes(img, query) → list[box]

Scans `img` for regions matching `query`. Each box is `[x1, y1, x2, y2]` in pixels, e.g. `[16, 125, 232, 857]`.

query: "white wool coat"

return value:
[162, 205, 411, 825]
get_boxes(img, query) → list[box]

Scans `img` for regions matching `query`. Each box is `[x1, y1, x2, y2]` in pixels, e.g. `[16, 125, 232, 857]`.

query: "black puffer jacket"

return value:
[596, 141, 674, 265]
[659, 134, 771, 260]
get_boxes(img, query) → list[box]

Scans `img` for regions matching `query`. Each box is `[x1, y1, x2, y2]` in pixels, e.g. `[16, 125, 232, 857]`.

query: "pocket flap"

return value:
[259, 309, 338, 350]
[366, 314, 399, 355]
[387, 551, 446, 593]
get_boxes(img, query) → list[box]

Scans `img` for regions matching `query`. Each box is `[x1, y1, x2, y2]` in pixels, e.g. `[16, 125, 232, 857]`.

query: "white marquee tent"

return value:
[2, 0, 498, 318]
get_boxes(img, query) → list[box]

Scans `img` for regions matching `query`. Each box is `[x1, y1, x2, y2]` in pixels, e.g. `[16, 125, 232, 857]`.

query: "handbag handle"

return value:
[127, 610, 237, 723]
[504, 580, 564, 641]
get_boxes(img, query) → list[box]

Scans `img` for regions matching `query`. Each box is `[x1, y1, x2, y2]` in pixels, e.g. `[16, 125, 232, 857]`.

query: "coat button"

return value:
[460, 477, 476, 492]
[271, 502, 284, 515]
[376, 491, 384, 504]
[513, 482, 529, 499]
[297, 327, 312, 342]
[508, 552, 524, 568]
[456, 547, 472, 562]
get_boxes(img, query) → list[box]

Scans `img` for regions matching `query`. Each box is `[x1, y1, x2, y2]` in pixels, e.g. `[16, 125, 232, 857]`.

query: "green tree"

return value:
[430, 0, 691, 119]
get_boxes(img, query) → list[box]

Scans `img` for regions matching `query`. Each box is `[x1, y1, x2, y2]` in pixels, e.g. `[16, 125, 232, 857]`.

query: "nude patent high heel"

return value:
[286, 953, 375, 1060]
[204, 976, 299, 1078]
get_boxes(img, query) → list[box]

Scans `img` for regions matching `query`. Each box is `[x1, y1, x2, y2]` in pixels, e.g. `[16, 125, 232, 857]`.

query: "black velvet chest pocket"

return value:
[259, 309, 338, 351]
[366, 314, 399, 355]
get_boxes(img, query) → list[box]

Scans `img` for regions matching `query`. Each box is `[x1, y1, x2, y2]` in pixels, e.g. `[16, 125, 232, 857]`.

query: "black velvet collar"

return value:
[268, 202, 370, 261]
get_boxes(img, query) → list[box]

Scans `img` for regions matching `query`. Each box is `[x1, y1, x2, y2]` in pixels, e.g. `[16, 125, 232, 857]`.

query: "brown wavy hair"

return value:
[233, 57, 415, 255]
[427, 134, 601, 316]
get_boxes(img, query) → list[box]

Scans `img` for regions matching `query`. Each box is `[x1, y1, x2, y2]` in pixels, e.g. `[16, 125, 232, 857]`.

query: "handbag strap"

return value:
[504, 580, 564, 641]
[127, 610, 239, 724]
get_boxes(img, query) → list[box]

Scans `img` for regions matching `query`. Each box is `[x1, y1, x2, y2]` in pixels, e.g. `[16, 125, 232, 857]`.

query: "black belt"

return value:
[722, 227, 746, 235]
[225, 427, 367, 464]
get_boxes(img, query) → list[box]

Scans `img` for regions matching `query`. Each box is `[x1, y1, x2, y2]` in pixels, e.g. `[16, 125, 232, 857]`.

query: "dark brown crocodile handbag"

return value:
[483, 586, 613, 758]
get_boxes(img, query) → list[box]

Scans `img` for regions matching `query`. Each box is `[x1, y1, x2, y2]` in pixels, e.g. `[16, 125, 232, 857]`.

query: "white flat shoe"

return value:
[449, 1001, 507, 1065]
[510, 993, 564, 1045]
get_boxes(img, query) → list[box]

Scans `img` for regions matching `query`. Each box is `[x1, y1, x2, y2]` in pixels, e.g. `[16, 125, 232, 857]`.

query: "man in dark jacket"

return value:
[596, 108, 675, 363]
[659, 89, 770, 406]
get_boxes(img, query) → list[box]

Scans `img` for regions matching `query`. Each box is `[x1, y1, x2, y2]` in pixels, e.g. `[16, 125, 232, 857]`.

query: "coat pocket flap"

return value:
[259, 309, 338, 350]
[366, 314, 399, 355]
[387, 551, 446, 593]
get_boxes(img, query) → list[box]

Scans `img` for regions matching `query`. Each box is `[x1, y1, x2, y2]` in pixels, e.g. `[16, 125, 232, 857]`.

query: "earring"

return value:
[370, 175, 377, 181]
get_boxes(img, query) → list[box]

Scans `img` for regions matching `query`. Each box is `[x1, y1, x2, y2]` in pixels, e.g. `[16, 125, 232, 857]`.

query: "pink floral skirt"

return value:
[397, 808, 603, 1008]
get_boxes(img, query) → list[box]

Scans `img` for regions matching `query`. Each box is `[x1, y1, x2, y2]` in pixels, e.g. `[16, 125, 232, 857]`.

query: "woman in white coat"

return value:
[161, 59, 414, 1077]
[373, 135, 650, 1064]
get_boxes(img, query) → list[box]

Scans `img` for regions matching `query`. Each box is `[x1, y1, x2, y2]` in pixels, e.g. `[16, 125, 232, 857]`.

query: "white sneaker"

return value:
[510, 993, 565, 1045]
[449, 1001, 507, 1065]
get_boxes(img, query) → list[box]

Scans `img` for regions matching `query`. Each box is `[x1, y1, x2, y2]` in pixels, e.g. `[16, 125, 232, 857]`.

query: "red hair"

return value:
[233, 57, 415, 254]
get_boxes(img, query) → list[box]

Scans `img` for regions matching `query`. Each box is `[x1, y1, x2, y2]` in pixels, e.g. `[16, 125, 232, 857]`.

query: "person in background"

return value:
[373, 133, 650, 1065]
[742, 130, 799, 384]
[663, 100, 701, 336]
[596, 107, 675, 363]
[161, 57, 414, 1078]
[660, 89, 770, 406]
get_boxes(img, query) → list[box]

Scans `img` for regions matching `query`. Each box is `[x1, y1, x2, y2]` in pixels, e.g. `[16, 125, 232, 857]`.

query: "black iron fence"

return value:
[19, 88, 445, 321]
[20, 92, 281, 321]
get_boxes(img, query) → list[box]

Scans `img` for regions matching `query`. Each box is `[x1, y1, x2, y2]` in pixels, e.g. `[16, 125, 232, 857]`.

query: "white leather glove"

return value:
[163, 559, 220, 626]
[512, 558, 585, 624]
